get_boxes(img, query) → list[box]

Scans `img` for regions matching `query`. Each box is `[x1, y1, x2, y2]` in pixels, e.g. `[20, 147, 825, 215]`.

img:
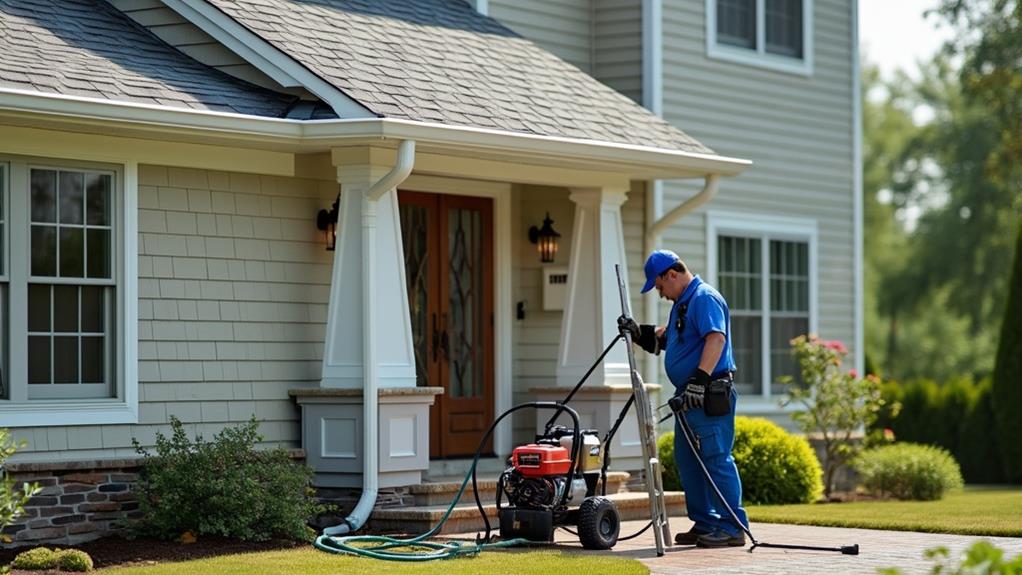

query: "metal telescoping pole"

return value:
[615, 264, 671, 556]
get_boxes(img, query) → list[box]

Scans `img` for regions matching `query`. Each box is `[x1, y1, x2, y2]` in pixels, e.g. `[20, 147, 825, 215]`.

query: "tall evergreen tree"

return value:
[992, 218, 1022, 480]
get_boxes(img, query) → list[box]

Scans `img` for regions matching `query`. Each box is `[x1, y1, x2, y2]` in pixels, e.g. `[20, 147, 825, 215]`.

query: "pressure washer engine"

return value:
[497, 425, 621, 550]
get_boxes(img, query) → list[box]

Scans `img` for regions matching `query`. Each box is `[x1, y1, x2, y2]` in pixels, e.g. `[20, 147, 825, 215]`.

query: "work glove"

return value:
[669, 369, 711, 412]
[617, 315, 641, 340]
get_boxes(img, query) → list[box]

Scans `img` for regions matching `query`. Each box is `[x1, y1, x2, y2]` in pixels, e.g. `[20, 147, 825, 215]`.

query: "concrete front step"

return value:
[368, 491, 686, 536]
[409, 471, 632, 506]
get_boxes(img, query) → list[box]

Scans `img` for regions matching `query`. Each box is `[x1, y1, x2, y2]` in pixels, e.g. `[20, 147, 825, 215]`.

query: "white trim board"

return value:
[705, 0, 814, 77]
[705, 210, 819, 399]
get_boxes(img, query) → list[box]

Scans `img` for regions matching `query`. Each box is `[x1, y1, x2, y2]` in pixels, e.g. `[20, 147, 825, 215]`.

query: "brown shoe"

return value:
[674, 527, 711, 545]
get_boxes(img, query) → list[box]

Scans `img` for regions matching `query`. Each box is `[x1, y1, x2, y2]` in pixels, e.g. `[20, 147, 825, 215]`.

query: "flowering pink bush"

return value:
[780, 335, 894, 496]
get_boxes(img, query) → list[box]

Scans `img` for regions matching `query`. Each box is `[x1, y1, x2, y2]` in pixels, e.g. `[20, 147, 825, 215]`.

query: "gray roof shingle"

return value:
[204, 0, 714, 154]
[0, 0, 298, 117]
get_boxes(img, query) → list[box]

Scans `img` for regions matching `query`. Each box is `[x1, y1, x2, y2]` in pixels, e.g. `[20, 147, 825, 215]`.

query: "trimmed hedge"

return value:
[993, 218, 1022, 481]
[874, 377, 1006, 483]
[657, 417, 823, 504]
[853, 442, 963, 500]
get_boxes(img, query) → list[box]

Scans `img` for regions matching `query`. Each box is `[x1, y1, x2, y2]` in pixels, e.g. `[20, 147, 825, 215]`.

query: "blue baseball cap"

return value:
[641, 250, 681, 294]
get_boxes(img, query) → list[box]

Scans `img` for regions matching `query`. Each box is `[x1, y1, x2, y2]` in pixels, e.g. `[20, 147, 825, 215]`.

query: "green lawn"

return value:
[748, 486, 1022, 536]
[98, 548, 648, 575]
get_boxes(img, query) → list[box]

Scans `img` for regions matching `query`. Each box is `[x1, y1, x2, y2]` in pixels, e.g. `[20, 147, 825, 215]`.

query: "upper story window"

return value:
[707, 0, 813, 76]
[0, 156, 137, 427]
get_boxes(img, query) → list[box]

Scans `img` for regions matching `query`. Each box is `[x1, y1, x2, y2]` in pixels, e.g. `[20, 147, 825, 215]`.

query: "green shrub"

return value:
[132, 416, 323, 542]
[854, 443, 964, 501]
[2, 428, 41, 541]
[993, 218, 1022, 481]
[56, 549, 93, 572]
[657, 431, 681, 492]
[657, 417, 823, 504]
[732, 417, 823, 504]
[881, 540, 1022, 574]
[958, 381, 1006, 483]
[11, 547, 58, 570]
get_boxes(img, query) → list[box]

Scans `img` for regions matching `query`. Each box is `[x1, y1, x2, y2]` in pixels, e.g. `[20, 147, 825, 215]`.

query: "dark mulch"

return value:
[1, 535, 304, 571]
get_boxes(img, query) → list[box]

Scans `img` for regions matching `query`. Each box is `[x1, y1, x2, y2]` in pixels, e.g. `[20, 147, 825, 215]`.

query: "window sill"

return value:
[0, 400, 138, 427]
[707, 44, 813, 77]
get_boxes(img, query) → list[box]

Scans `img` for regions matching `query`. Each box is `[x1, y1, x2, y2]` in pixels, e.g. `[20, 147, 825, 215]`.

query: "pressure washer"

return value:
[314, 263, 859, 560]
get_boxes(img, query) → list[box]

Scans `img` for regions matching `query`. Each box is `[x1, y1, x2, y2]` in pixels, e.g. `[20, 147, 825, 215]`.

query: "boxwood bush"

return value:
[854, 442, 964, 500]
[56, 549, 93, 572]
[657, 416, 823, 504]
[132, 416, 323, 541]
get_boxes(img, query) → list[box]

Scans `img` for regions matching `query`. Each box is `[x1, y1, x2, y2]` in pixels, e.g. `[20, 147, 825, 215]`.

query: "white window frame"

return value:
[706, 0, 814, 76]
[0, 154, 138, 427]
[706, 210, 817, 401]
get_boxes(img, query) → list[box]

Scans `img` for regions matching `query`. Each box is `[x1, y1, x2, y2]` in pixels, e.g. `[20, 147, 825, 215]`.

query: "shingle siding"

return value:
[11, 166, 338, 460]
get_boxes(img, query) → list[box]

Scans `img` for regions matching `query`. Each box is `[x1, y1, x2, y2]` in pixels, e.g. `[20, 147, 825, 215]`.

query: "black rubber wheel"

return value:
[577, 496, 620, 550]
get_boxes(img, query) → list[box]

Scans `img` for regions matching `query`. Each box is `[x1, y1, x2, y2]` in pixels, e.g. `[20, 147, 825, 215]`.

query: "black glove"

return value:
[678, 369, 712, 412]
[617, 315, 641, 340]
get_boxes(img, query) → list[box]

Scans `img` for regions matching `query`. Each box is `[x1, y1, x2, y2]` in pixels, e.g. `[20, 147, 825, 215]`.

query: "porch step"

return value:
[426, 457, 506, 479]
[368, 491, 686, 536]
[408, 471, 632, 506]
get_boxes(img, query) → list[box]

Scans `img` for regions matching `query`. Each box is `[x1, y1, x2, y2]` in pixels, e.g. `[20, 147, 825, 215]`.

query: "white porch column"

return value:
[556, 186, 632, 387]
[320, 153, 417, 390]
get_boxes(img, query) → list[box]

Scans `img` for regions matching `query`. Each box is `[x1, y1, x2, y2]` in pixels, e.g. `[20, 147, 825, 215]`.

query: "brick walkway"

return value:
[548, 519, 1022, 574]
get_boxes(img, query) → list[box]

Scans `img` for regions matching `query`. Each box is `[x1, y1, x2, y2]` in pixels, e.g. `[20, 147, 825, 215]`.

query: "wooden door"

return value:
[399, 191, 494, 458]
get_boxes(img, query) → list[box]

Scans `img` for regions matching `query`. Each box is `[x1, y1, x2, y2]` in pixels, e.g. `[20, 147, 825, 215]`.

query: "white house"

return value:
[0, 0, 859, 545]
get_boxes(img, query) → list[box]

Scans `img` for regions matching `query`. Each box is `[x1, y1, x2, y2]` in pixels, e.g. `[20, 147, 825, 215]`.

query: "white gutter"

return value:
[0, 87, 750, 179]
[852, 0, 864, 375]
[324, 140, 416, 536]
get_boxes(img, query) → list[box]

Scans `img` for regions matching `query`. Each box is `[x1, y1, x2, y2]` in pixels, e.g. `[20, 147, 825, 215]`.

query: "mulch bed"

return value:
[1, 535, 304, 571]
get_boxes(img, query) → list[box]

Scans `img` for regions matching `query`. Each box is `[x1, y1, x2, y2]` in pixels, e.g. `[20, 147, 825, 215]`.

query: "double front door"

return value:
[398, 191, 494, 458]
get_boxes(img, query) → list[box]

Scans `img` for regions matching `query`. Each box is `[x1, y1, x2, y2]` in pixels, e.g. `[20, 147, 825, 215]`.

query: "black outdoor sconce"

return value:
[528, 212, 560, 263]
[317, 194, 340, 251]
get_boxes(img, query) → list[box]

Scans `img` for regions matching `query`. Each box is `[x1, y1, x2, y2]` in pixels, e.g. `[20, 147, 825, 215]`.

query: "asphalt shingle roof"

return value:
[0, 0, 297, 117]
[204, 0, 715, 154]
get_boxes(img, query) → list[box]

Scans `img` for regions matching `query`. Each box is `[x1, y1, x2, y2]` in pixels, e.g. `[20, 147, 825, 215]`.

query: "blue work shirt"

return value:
[664, 276, 737, 391]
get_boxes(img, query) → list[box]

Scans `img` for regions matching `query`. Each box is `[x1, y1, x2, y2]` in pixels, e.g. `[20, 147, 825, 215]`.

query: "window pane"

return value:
[87, 229, 111, 279]
[54, 285, 78, 332]
[59, 171, 84, 225]
[54, 336, 79, 383]
[81, 336, 104, 383]
[718, 0, 756, 48]
[731, 315, 762, 395]
[770, 239, 809, 312]
[28, 284, 50, 332]
[766, 0, 803, 58]
[86, 174, 111, 226]
[59, 228, 84, 277]
[31, 225, 56, 277]
[771, 317, 809, 394]
[81, 286, 104, 332]
[31, 170, 56, 223]
[28, 336, 50, 384]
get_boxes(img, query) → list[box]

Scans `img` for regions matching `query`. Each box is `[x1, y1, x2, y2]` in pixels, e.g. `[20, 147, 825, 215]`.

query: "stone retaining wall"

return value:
[3, 459, 141, 547]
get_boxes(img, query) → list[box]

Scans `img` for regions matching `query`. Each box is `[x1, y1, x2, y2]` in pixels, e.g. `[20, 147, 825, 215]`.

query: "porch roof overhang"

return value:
[0, 88, 751, 182]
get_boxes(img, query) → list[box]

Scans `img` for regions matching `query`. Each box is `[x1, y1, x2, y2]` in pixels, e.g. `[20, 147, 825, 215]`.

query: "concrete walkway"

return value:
[549, 519, 1022, 574]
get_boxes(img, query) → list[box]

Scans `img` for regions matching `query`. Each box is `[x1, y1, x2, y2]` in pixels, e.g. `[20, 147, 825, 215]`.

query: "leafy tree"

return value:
[992, 218, 1022, 480]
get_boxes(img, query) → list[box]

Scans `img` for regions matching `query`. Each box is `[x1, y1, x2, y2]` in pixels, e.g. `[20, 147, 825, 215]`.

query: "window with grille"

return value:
[717, 233, 811, 397]
[708, 0, 811, 74]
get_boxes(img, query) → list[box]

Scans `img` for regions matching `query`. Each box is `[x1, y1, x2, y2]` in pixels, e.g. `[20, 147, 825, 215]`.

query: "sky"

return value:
[859, 0, 954, 80]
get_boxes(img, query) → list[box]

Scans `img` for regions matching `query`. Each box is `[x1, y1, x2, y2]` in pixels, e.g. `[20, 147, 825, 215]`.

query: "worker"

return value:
[619, 249, 749, 548]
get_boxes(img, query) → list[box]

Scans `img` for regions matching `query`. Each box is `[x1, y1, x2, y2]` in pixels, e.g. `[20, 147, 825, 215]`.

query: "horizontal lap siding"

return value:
[489, 0, 594, 73]
[12, 166, 338, 460]
[594, 0, 643, 105]
[660, 0, 856, 353]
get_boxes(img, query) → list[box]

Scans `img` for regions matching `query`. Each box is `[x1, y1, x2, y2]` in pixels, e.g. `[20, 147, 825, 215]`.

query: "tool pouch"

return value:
[703, 377, 733, 417]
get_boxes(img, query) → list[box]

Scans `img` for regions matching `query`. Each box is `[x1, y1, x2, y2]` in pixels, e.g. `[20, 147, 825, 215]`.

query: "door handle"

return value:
[440, 312, 450, 362]
[432, 313, 439, 362]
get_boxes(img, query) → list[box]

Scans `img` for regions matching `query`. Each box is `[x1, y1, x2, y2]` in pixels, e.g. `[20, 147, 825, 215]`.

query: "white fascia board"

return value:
[162, 0, 374, 119]
[0, 87, 751, 179]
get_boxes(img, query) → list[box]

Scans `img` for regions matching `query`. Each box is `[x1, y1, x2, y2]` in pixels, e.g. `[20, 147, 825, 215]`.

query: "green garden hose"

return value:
[313, 457, 529, 561]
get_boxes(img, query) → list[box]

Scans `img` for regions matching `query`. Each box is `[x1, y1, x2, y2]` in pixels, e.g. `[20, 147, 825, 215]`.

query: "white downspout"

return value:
[643, 175, 721, 382]
[324, 140, 416, 536]
[642, 0, 664, 384]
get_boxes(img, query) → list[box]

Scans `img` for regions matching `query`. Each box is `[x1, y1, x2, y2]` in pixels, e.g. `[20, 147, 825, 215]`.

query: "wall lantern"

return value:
[316, 194, 340, 251]
[528, 212, 561, 263]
